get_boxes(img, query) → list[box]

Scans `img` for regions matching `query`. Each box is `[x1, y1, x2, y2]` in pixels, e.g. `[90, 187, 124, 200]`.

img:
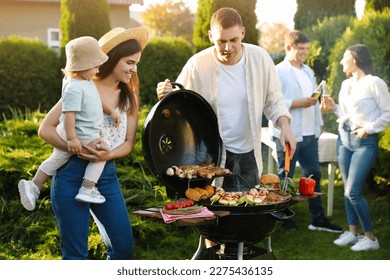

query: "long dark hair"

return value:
[347, 44, 375, 76]
[96, 39, 142, 116]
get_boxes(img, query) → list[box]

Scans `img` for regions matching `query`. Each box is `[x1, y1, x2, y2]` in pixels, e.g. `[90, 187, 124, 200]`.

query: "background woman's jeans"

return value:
[51, 156, 134, 260]
[337, 129, 378, 232]
[273, 135, 326, 224]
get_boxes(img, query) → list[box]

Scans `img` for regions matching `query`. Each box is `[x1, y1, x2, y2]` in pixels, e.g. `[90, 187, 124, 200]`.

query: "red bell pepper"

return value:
[299, 175, 316, 196]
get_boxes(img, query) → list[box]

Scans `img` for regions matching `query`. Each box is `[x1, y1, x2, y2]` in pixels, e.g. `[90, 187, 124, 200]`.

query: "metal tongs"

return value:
[282, 143, 291, 192]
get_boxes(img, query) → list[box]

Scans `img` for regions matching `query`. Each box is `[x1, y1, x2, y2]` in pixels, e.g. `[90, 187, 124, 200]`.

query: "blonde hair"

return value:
[210, 7, 243, 30]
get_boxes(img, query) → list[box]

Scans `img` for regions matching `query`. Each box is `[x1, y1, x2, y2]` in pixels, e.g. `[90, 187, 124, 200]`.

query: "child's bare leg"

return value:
[82, 178, 96, 189]
[32, 169, 50, 189]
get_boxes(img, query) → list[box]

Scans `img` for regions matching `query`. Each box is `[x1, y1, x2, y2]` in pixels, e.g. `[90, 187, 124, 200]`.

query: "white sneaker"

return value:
[75, 186, 106, 204]
[351, 236, 380, 251]
[334, 231, 359, 246]
[18, 180, 40, 211]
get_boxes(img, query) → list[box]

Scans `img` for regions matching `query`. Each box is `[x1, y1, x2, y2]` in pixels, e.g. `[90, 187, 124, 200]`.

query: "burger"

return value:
[259, 173, 281, 188]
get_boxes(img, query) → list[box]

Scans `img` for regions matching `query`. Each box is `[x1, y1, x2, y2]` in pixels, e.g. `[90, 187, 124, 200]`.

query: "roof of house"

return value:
[6, 0, 143, 5]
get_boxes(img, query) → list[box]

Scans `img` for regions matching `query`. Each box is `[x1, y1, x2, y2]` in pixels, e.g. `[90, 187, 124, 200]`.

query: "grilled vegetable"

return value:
[254, 193, 266, 205]
[229, 199, 238, 206]
[299, 175, 316, 196]
[203, 185, 215, 198]
[281, 177, 298, 194]
[185, 188, 201, 202]
[244, 194, 255, 205]
[164, 199, 195, 210]
[193, 187, 210, 200]
[237, 196, 245, 205]
[218, 198, 229, 205]
[210, 194, 220, 204]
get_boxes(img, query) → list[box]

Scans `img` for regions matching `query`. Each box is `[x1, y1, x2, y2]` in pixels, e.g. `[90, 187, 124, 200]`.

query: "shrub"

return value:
[305, 15, 354, 82]
[59, 0, 110, 47]
[0, 36, 62, 121]
[303, 15, 355, 134]
[0, 110, 51, 189]
[327, 9, 390, 98]
[138, 37, 193, 106]
[373, 126, 390, 191]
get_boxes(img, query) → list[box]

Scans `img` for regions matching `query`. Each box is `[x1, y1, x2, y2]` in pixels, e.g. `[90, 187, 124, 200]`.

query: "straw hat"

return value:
[98, 26, 150, 54]
[65, 36, 108, 71]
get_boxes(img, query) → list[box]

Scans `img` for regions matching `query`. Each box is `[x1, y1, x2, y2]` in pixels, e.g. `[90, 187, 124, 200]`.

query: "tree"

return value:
[294, 0, 355, 30]
[214, 0, 258, 44]
[259, 23, 290, 55]
[305, 15, 353, 81]
[328, 9, 390, 95]
[138, 37, 193, 105]
[59, 0, 111, 47]
[193, 0, 258, 52]
[365, 0, 390, 11]
[193, 0, 215, 52]
[141, 0, 195, 43]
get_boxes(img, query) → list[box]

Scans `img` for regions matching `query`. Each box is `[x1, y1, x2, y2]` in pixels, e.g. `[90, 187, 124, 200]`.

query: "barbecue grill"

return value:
[142, 84, 294, 259]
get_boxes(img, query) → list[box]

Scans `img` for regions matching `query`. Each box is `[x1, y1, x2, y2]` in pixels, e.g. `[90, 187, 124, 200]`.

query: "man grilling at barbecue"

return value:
[157, 7, 296, 192]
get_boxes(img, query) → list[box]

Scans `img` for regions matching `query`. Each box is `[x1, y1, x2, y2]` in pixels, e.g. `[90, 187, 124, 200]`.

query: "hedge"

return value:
[0, 36, 62, 120]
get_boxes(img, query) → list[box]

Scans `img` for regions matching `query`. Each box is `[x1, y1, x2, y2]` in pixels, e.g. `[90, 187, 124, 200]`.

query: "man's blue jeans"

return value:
[273, 135, 326, 223]
[337, 126, 378, 232]
[51, 156, 134, 260]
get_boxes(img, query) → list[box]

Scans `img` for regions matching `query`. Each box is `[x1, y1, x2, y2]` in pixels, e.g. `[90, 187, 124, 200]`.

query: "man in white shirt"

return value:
[157, 7, 296, 191]
[270, 30, 342, 233]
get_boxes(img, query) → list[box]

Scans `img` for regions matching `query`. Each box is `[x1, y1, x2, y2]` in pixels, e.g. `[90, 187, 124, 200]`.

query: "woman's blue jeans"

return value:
[337, 126, 378, 232]
[51, 156, 134, 260]
[273, 135, 326, 223]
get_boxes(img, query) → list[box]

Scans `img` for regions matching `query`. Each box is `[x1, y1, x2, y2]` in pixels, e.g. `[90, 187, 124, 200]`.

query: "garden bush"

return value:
[327, 9, 390, 98]
[0, 37, 62, 121]
[138, 36, 193, 105]
[305, 15, 354, 82]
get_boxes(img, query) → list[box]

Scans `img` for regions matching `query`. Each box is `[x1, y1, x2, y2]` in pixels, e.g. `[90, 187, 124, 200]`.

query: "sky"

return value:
[135, 0, 298, 29]
[134, 0, 365, 30]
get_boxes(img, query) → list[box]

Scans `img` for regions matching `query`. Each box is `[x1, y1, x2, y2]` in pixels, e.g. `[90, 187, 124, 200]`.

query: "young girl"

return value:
[18, 36, 113, 210]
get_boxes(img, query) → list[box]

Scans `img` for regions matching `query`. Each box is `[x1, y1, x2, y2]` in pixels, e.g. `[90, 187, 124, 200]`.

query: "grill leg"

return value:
[265, 236, 272, 253]
[237, 242, 244, 260]
[191, 235, 206, 260]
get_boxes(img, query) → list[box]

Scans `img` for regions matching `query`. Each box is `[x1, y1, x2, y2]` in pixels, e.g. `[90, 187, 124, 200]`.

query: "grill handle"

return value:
[171, 82, 185, 90]
[269, 207, 295, 221]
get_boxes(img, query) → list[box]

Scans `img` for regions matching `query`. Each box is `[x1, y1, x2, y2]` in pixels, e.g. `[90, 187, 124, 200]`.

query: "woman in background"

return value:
[332, 44, 390, 251]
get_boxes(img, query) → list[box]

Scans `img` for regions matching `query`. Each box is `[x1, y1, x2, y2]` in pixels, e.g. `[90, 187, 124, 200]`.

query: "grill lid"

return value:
[142, 83, 223, 198]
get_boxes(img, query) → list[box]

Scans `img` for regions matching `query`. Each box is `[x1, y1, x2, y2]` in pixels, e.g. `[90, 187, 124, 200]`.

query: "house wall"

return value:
[0, 1, 60, 42]
[0, 0, 132, 46]
[110, 5, 132, 28]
